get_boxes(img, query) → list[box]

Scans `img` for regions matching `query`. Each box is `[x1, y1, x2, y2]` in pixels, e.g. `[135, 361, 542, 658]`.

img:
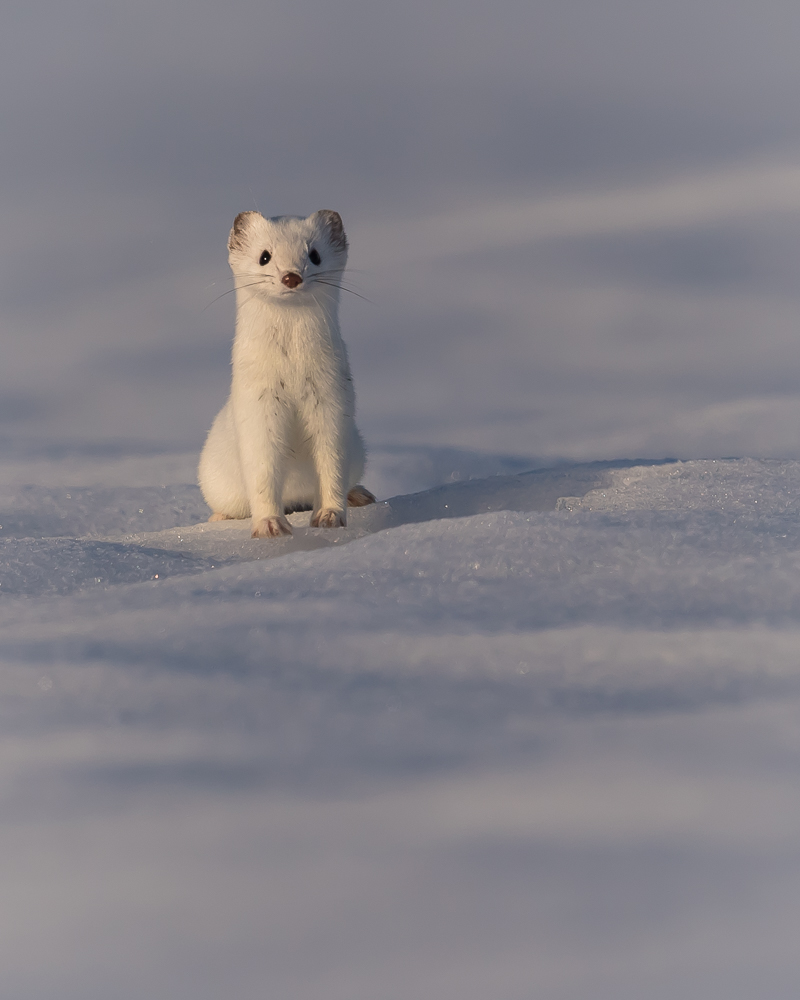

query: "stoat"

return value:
[198, 209, 375, 538]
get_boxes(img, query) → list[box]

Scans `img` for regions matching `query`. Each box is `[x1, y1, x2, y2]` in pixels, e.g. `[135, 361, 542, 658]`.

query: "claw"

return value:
[251, 515, 293, 538]
[310, 508, 346, 528]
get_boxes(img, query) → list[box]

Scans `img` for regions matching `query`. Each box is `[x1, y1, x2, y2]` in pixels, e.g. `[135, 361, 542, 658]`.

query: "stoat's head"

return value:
[227, 209, 348, 303]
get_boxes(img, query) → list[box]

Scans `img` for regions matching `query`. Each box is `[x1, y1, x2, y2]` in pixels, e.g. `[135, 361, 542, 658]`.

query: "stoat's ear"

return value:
[228, 211, 260, 252]
[312, 210, 347, 251]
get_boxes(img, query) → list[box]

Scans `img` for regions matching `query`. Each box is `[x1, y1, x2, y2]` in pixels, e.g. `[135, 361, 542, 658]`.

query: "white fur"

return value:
[198, 210, 366, 537]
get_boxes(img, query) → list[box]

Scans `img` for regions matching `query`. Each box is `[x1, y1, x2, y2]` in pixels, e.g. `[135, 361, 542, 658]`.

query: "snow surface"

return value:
[3, 453, 800, 999]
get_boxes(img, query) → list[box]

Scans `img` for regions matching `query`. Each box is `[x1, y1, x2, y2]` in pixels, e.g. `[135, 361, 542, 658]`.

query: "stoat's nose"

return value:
[281, 272, 303, 289]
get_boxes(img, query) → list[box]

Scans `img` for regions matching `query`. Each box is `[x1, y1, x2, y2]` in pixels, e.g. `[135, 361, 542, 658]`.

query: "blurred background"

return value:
[4, 0, 800, 466]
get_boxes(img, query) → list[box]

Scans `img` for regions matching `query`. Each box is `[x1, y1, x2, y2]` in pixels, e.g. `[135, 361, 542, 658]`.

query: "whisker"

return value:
[206, 271, 274, 287]
[312, 265, 371, 277]
[203, 280, 269, 309]
[310, 279, 372, 303]
[308, 272, 346, 283]
[312, 267, 370, 292]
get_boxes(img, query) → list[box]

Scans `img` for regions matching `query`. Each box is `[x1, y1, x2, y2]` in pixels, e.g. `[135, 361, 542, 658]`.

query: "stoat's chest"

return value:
[231, 302, 345, 399]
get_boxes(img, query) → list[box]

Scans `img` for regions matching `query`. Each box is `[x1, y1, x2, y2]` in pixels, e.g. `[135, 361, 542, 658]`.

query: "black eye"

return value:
[309, 248, 321, 266]
[259, 250, 271, 266]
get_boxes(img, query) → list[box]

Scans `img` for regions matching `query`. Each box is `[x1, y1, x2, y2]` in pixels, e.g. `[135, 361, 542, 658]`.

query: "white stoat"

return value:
[198, 209, 375, 538]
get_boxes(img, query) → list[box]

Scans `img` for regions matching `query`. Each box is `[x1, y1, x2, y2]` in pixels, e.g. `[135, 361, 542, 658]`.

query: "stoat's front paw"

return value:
[311, 508, 346, 529]
[208, 512, 235, 522]
[251, 515, 293, 538]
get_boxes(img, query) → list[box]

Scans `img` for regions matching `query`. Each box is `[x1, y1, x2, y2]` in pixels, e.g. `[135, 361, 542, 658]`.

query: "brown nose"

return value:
[281, 272, 303, 289]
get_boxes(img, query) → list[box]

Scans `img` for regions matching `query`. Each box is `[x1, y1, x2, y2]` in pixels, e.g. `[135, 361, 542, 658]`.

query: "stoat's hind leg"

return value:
[347, 485, 376, 507]
[199, 400, 251, 519]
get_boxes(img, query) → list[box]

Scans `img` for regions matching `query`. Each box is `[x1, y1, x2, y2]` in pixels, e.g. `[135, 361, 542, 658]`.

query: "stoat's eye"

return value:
[309, 248, 321, 266]
[259, 250, 271, 266]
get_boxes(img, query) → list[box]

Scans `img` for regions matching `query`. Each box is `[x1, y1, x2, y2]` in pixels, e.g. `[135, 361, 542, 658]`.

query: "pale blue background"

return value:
[4, 0, 800, 463]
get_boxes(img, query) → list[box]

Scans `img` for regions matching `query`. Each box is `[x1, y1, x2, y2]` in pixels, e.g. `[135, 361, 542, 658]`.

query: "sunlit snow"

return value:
[2, 452, 800, 1000]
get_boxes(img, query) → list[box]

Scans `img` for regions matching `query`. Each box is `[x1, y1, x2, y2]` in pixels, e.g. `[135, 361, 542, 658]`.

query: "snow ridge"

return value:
[3, 456, 800, 999]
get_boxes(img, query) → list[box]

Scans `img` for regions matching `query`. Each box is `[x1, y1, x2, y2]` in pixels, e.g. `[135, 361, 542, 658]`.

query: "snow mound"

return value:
[557, 457, 800, 513]
[0, 538, 214, 597]
[3, 457, 800, 603]
[0, 484, 207, 540]
[3, 455, 800, 999]
[108, 460, 627, 564]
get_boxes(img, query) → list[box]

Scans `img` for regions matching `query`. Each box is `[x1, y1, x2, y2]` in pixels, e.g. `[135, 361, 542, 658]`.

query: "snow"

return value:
[3, 452, 800, 999]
